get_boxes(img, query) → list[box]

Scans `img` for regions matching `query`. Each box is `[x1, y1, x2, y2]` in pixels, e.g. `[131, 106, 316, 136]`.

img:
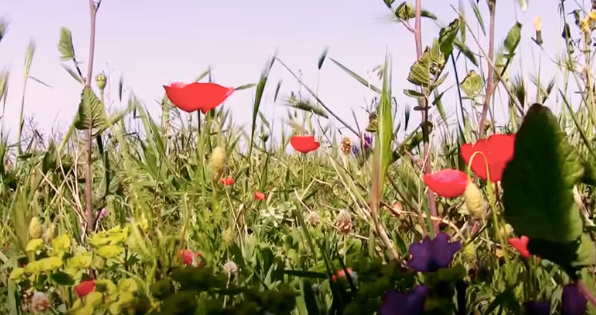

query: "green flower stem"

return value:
[467, 151, 512, 280]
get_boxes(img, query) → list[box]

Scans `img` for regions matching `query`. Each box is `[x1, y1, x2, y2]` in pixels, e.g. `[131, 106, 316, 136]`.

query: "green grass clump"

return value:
[4, 0, 596, 314]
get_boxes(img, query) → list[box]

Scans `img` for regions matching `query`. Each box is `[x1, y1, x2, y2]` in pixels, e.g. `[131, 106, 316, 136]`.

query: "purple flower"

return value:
[98, 208, 110, 220]
[407, 232, 461, 272]
[523, 284, 586, 315]
[523, 302, 551, 315]
[352, 145, 360, 156]
[379, 285, 429, 315]
[363, 134, 373, 151]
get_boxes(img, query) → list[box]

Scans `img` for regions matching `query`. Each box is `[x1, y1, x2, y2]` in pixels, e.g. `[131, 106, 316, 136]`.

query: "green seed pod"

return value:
[223, 228, 235, 246]
[464, 182, 485, 219]
[462, 243, 477, 263]
[43, 223, 55, 244]
[96, 73, 107, 91]
[28, 217, 43, 239]
[499, 224, 513, 240]
[210, 146, 226, 179]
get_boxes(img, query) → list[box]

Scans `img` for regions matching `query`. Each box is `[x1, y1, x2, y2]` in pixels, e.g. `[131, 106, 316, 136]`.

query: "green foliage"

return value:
[58, 27, 76, 62]
[502, 104, 596, 274]
[73, 86, 108, 131]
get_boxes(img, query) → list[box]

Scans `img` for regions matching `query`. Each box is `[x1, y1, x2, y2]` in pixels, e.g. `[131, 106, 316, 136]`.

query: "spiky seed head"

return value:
[307, 211, 321, 227]
[31, 292, 50, 313]
[223, 228, 235, 246]
[499, 224, 513, 240]
[43, 223, 55, 244]
[210, 146, 226, 179]
[223, 261, 238, 277]
[464, 182, 485, 219]
[340, 137, 352, 154]
[335, 210, 352, 234]
[462, 243, 477, 263]
[28, 217, 42, 239]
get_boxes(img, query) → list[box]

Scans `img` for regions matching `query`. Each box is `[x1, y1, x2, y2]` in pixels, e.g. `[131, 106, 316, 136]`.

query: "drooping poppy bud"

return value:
[464, 181, 485, 219]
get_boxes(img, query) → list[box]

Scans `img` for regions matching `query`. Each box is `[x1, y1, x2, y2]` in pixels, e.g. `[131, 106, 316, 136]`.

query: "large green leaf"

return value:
[502, 103, 594, 274]
[73, 86, 108, 131]
[502, 103, 583, 243]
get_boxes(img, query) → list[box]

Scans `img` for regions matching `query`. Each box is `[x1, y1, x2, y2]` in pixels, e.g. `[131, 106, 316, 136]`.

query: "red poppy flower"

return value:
[255, 191, 266, 201]
[179, 249, 194, 265]
[290, 135, 320, 154]
[508, 236, 530, 258]
[331, 267, 354, 282]
[75, 280, 95, 298]
[163, 82, 234, 114]
[220, 177, 234, 186]
[423, 169, 469, 198]
[460, 134, 515, 182]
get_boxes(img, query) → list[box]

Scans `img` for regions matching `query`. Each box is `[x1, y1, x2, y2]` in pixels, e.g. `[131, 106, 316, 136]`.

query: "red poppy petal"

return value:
[508, 237, 531, 258]
[423, 169, 468, 198]
[291, 135, 320, 154]
[164, 82, 234, 113]
[486, 134, 515, 160]
[164, 85, 196, 113]
[460, 141, 489, 180]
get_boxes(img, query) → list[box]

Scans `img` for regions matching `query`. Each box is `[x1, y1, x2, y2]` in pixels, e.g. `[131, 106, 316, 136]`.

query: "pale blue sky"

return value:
[0, 0, 580, 142]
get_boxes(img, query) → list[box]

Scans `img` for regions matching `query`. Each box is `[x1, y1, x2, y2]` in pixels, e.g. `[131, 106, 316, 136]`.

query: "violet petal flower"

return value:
[523, 301, 551, 315]
[562, 284, 586, 315]
[352, 145, 360, 156]
[363, 134, 373, 151]
[407, 232, 461, 272]
[523, 284, 586, 315]
[379, 285, 429, 315]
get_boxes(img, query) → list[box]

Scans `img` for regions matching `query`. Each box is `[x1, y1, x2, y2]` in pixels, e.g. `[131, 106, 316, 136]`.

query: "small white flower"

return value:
[223, 261, 239, 277]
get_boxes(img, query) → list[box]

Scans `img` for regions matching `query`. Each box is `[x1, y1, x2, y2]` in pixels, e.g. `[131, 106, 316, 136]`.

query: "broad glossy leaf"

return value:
[502, 103, 584, 243]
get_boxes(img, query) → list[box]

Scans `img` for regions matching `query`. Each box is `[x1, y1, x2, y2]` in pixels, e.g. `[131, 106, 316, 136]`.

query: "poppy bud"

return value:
[462, 243, 477, 263]
[210, 146, 226, 179]
[223, 228, 234, 246]
[499, 224, 513, 240]
[464, 182, 485, 219]
[96, 73, 107, 91]
[28, 217, 43, 239]
[43, 223, 55, 244]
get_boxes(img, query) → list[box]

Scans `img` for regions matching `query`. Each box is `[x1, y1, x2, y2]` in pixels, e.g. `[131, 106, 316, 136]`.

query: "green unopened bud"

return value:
[210, 146, 226, 179]
[96, 73, 107, 91]
[28, 217, 43, 239]
[462, 243, 477, 263]
[223, 228, 235, 246]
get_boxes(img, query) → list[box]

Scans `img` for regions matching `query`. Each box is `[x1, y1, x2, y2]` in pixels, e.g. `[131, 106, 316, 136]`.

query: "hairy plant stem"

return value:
[413, 0, 439, 235]
[84, 0, 100, 236]
[478, 0, 497, 138]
